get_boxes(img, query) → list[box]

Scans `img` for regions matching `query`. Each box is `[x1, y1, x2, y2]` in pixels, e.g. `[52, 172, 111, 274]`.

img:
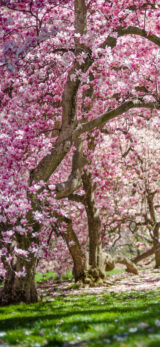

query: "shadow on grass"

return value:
[1, 292, 160, 346]
[0, 303, 160, 323]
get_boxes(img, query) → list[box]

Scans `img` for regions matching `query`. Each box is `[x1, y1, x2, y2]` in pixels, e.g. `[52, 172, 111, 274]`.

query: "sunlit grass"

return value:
[35, 270, 73, 283]
[1, 290, 160, 346]
[35, 271, 58, 282]
[35, 268, 125, 283]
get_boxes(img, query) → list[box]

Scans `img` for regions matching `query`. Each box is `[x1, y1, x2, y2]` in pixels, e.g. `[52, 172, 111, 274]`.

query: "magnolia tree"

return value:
[0, 0, 160, 304]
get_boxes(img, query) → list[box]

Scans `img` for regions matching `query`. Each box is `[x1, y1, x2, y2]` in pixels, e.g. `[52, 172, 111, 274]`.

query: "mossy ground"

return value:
[1, 287, 160, 346]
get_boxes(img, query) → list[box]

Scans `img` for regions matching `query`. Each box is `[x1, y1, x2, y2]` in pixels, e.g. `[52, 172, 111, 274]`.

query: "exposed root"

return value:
[104, 252, 138, 275]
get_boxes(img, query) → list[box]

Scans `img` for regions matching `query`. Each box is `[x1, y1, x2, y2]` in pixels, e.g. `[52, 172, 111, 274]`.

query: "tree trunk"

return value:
[155, 247, 160, 268]
[54, 213, 87, 282]
[81, 170, 106, 285]
[0, 258, 37, 305]
[62, 221, 87, 281]
[153, 225, 160, 268]
[147, 193, 160, 268]
[0, 215, 40, 305]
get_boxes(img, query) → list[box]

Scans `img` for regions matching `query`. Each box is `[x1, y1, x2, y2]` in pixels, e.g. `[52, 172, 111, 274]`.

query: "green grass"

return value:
[1, 290, 160, 346]
[35, 270, 73, 282]
[35, 271, 57, 282]
[35, 269, 125, 283]
[106, 269, 125, 275]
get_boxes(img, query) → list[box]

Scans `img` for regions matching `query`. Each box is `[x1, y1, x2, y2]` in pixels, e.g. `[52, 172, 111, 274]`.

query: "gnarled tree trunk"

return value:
[0, 212, 40, 305]
[0, 256, 37, 305]
[54, 213, 87, 282]
[81, 170, 106, 285]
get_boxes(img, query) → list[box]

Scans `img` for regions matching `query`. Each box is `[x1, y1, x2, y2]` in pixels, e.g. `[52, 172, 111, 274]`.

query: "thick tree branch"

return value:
[101, 26, 160, 49]
[30, 136, 72, 184]
[30, 0, 91, 184]
[55, 139, 87, 199]
[53, 211, 86, 280]
[115, 255, 138, 274]
[74, 100, 160, 138]
[68, 194, 85, 203]
[61, 0, 90, 130]
[132, 243, 160, 263]
[105, 253, 138, 274]
[147, 191, 157, 223]
[30, 69, 160, 185]
[117, 26, 160, 47]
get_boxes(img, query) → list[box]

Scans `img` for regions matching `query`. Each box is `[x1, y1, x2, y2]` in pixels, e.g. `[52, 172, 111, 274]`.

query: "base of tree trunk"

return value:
[75, 265, 107, 288]
[0, 278, 38, 306]
[73, 251, 138, 288]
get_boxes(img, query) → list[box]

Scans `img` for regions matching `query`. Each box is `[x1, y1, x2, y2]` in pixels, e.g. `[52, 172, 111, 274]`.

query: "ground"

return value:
[1, 268, 160, 346]
[37, 268, 160, 298]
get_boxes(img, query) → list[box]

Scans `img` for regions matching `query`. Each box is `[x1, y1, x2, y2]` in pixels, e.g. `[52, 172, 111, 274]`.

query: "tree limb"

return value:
[55, 139, 87, 199]
[117, 26, 160, 47]
[68, 194, 85, 203]
[73, 100, 160, 138]
[101, 27, 160, 49]
[132, 243, 160, 263]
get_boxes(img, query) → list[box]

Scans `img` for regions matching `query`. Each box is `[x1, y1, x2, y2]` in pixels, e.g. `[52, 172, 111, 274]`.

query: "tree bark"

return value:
[54, 213, 87, 282]
[0, 210, 40, 305]
[146, 192, 160, 268]
[115, 255, 138, 274]
[0, 257, 37, 305]
[62, 221, 86, 281]
[81, 170, 106, 284]
[153, 225, 160, 268]
[132, 243, 160, 263]
[104, 253, 138, 274]
[154, 247, 160, 268]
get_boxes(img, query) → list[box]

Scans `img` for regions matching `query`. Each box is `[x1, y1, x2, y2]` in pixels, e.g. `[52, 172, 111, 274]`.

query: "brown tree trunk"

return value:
[153, 225, 160, 268]
[146, 193, 160, 268]
[0, 214, 40, 305]
[54, 213, 87, 282]
[62, 221, 87, 281]
[82, 170, 106, 285]
[155, 247, 160, 268]
[0, 259, 38, 305]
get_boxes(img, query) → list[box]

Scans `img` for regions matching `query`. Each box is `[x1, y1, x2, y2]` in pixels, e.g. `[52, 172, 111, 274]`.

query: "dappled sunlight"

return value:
[1, 289, 160, 346]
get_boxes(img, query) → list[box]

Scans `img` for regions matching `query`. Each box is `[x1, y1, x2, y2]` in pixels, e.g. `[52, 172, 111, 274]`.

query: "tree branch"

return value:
[68, 194, 85, 203]
[74, 100, 160, 138]
[117, 26, 160, 47]
[55, 139, 87, 199]
[132, 243, 160, 263]
[101, 26, 160, 50]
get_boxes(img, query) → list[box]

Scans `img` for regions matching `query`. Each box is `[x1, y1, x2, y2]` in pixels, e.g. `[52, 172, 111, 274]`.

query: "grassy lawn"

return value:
[1, 289, 160, 346]
[35, 270, 74, 282]
[35, 269, 125, 283]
